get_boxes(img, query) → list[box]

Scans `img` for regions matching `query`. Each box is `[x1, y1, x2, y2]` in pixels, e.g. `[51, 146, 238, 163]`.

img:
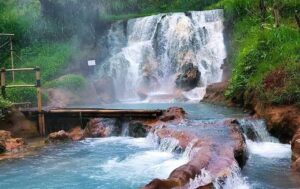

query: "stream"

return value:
[0, 103, 299, 189]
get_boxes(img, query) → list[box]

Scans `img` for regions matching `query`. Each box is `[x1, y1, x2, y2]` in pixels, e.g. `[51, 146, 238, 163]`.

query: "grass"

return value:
[44, 74, 87, 92]
[1, 0, 299, 108]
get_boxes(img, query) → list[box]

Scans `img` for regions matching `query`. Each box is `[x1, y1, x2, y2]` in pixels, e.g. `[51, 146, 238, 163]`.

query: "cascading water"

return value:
[97, 10, 226, 102]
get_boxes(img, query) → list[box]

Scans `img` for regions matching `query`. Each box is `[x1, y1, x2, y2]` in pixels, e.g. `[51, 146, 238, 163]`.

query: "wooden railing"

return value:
[0, 67, 45, 136]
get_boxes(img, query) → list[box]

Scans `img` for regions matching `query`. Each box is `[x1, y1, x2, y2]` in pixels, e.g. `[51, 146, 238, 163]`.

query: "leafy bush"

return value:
[0, 96, 12, 109]
[222, 0, 300, 105]
[5, 82, 37, 104]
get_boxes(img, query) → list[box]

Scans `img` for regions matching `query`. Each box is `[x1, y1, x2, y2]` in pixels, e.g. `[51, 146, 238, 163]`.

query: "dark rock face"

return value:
[128, 121, 147, 138]
[0, 141, 6, 153]
[175, 63, 201, 91]
[159, 107, 186, 122]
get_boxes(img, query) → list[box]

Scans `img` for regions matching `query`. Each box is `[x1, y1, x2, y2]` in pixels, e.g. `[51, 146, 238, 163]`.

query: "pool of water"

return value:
[0, 137, 188, 189]
[1, 103, 300, 189]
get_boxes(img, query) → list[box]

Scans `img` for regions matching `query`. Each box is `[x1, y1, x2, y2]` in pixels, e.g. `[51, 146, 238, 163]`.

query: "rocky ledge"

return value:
[139, 107, 247, 189]
[46, 118, 121, 142]
[202, 82, 300, 143]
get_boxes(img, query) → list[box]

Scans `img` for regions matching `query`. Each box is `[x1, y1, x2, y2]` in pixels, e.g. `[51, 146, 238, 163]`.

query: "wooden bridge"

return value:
[21, 107, 164, 136]
[0, 33, 164, 137]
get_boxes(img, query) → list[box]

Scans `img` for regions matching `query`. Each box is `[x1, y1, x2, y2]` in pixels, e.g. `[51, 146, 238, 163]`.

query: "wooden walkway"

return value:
[21, 107, 164, 118]
[21, 107, 164, 136]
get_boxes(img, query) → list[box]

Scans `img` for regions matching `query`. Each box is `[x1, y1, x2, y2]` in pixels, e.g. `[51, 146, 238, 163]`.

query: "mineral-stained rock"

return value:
[292, 129, 300, 162]
[84, 118, 119, 138]
[143, 117, 247, 189]
[202, 81, 233, 106]
[228, 121, 248, 167]
[5, 138, 26, 153]
[0, 130, 11, 141]
[160, 107, 186, 122]
[69, 127, 85, 141]
[175, 63, 201, 91]
[292, 158, 300, 172]
[46, 130, 70, 143]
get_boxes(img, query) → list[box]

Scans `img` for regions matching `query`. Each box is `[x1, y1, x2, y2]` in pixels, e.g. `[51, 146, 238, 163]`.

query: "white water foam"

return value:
[100, 150, 188, 181]
[97, 10, 226, 102]
[214, 164, 250, 189]
[188, 169, 213, 189]
[246, 140, 291, 158]
[96, 135, 189, 185]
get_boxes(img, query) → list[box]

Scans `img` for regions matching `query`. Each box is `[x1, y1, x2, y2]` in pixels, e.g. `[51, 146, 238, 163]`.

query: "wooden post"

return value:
[9, 36, 15, 82]
[35, 67, 45, 136]
[1, 68, 6, 98]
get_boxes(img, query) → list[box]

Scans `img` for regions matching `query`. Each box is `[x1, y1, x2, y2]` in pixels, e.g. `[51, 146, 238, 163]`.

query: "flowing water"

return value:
[1, 103, 300, 189]
[97, 9, 226, 101]
[1, 9, 300, 189]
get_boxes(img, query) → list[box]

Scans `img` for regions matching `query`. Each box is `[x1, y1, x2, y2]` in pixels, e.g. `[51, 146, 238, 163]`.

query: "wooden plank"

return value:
[6, 68, 36, 72]
[6, 84, 36, 88]
[0, 33, 14, 36]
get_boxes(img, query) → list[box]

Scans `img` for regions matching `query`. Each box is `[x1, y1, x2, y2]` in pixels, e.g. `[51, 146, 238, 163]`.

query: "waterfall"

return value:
[238, 119, 291, 159]
[97, 9, 226, 102]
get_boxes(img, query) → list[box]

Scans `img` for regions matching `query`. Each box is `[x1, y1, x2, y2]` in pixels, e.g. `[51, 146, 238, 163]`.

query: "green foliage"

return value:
[222, 0, 300, 105]
[0, 96, 12, 109]
[16, 42, 73, 82]
[5, 82, 37, 103]
[44, 74, 87, 92]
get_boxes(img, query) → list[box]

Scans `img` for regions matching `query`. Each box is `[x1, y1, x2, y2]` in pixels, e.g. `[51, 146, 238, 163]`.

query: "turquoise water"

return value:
[1, 103, 300, 189]
[0, 137, 188, 189]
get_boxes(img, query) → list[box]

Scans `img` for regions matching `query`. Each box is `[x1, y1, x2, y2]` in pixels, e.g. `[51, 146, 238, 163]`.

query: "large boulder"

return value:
[46, 130, 70, 143]
[84, 118, 120, 138]
[159, 107, 186, 122]
[175, 63, 200, 91]
[5, 138, 26, 153]
[69, 127, 85, 141]
[202, 81, 233, 106]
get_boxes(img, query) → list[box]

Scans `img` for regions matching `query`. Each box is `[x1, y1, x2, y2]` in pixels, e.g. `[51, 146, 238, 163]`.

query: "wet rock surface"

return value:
[292, 128, 300, 172]
[0, 130, 27, 155]
[176, 63, 201, 91]
[128, 121, 147, 138]
[202, 81, 232, 106]
[84, 118, 120, 138]
[46, 130, 70, 143]
[142, 114, 247, 189]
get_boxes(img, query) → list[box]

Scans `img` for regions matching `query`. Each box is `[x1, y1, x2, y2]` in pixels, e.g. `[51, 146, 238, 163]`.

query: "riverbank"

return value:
[203, 82, 300, 143]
